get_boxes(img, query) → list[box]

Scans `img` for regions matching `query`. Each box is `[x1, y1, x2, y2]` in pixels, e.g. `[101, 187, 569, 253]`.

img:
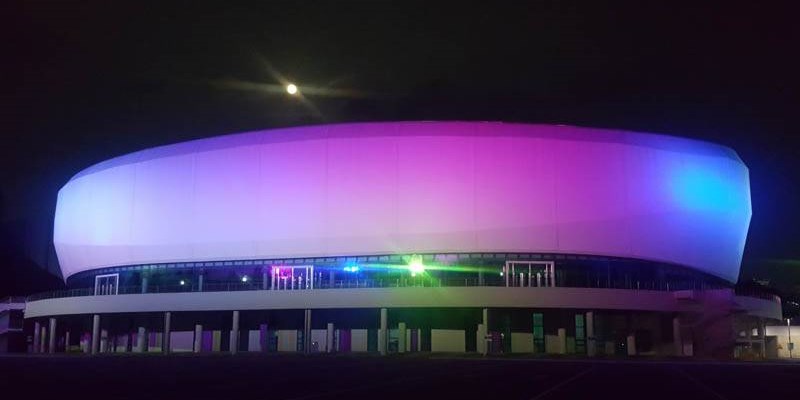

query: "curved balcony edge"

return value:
[24, 286, 782, 320]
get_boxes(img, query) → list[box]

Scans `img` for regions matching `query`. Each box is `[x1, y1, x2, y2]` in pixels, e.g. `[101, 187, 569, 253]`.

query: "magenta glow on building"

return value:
[54, 122, 751, 282]
[26, 122, 777, 360]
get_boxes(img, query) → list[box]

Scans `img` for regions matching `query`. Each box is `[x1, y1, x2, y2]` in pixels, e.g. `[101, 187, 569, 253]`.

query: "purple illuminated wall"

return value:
[54, 122, 751, 282]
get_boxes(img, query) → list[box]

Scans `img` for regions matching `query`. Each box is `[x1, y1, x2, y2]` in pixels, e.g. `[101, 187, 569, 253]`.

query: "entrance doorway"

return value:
[94, 273, 119, 295]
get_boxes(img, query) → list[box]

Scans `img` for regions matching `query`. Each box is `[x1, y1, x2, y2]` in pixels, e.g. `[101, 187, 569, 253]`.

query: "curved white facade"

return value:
[54, 122, 751, 282]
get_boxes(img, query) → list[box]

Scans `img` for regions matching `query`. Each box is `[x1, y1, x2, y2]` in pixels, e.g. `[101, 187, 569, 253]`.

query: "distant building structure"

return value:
[1, 297, 26, 353]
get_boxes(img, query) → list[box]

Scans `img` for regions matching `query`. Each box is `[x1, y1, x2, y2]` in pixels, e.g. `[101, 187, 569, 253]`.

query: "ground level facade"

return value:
[24, 255, 782, 359]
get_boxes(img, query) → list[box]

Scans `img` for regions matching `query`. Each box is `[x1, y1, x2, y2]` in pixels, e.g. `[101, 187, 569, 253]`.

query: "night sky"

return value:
[2, 2, 798, 296]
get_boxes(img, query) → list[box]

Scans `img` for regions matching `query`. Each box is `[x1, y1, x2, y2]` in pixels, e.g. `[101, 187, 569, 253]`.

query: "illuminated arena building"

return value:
[25, 122, 781, 358]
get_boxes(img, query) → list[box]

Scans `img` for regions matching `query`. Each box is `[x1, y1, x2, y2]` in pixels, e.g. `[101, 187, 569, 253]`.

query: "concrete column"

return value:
[100, 329, 109, 353]
[33, 321, 41, 353]
[477, 323, 487, 355]
[230, 310, 240, 354]
[303, 309, 312, 353]
[48, 318, 57, 353]
[141, 276, 148, 294]
[136, 327, 146, 352]
[478, 308, 489, 355]
[586, 312, 596, 356]
[627, 334, 637, 356]
[259, 323, 269, 352]
[91, 314, 100, 355]
[82, 333, 90, 354]
[198, 274, 204, 292]
[672, 317, 682, 356]
[379, 308, 388, 355]
[65, 331, 71, 353]
[194, 324, 203, 353]
[40, 325, 47, 354]
[262, 270, 269, 290]
[326, 323, 334, 353]
[398, 322, 407, 353]
[557, 328, 567, 354]
[163, 312, 171, 354]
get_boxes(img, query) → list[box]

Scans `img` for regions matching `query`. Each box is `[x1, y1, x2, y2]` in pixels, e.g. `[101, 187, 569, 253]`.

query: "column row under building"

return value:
[29, 307, 716, 357]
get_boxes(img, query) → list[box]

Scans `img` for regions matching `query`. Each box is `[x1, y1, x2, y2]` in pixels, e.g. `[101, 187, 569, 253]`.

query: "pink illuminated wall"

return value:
[54, 122, 752, 282]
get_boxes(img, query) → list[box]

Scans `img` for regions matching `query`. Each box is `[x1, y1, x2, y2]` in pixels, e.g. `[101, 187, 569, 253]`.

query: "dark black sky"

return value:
[1, 1, 798, 294]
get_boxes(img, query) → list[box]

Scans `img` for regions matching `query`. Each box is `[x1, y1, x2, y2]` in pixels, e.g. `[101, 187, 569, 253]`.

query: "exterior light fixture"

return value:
[179, 280, 185, 286]
[242, 275, 249, 283]
[343, 265, 359, 273]
[286, 83, 298, 95]
[408, 254, 425, 277]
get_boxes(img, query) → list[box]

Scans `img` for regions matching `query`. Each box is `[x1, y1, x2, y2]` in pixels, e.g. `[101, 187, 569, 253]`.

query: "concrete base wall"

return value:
[511, 333, 533, 353]
[351, 329, 369, 352]
[170, 331, 193, 352]
[545, 335, 559, 354]
[277, 330, 298, 352]
[114, 334, 129, 352]
[147, 332, 162, 352]
[431, 329, 464, 352]
[248, 330, 261, 352]
[311, 329, 327, 352]
[212, 330, 221, 351]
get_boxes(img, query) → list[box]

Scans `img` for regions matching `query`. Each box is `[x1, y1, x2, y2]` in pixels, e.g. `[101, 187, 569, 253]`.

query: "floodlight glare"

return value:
[343, 265, 360, 273]
[408, 255, 425, 277]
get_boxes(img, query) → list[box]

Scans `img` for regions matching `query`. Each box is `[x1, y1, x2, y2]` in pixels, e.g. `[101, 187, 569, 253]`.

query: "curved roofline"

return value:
[67, 121, 744, 183]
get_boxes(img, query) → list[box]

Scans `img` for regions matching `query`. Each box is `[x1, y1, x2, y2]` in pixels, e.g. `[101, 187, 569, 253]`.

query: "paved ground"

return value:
[1, 353, 798, 399]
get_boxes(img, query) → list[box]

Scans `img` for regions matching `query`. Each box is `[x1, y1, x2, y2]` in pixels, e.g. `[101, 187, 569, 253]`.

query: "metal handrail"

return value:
[734, 287, 782, 303]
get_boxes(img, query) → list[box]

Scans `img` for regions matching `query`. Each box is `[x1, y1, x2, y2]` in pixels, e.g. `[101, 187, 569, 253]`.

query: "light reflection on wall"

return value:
[671, 163, 744, 213]
[54, 122, 752, 283]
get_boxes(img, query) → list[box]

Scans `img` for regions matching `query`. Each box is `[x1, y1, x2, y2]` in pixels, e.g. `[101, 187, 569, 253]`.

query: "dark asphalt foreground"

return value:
[1, 354, 798, 400]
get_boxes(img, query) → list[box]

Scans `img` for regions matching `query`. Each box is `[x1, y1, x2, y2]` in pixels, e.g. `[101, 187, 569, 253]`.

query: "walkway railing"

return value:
[734, 287, 782, 303]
